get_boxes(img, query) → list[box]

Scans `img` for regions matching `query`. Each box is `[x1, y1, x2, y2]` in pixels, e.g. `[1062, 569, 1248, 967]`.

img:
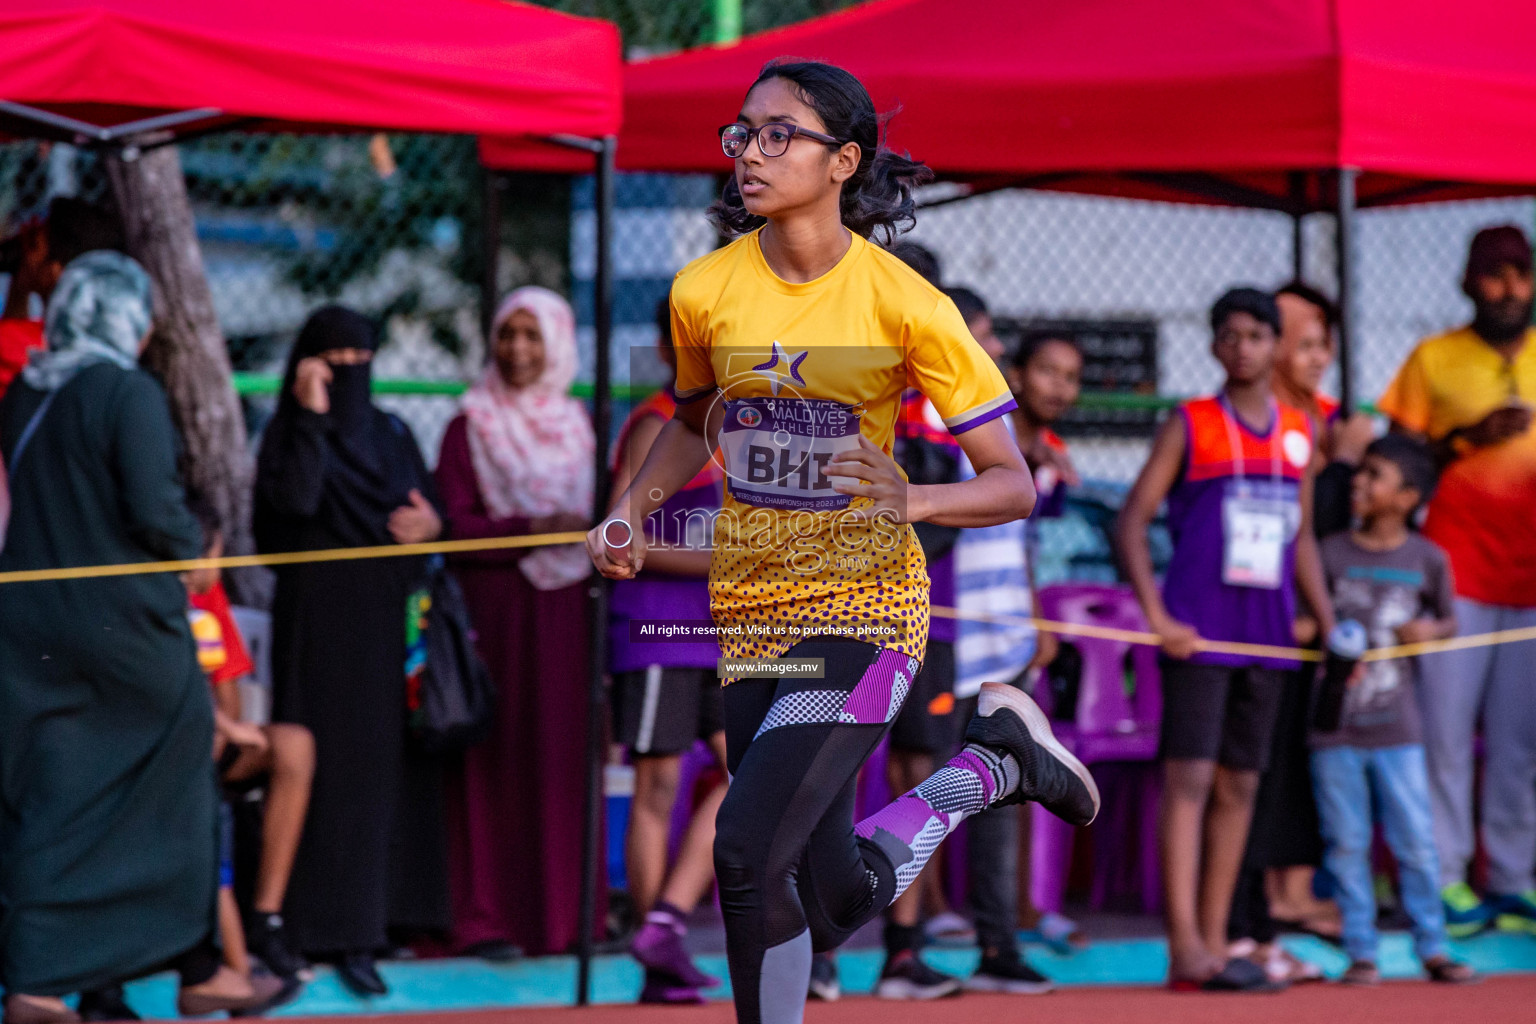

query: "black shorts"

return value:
[612, 666, 724, 757]
[1159, 660, 1284, 772]
[888, 641, 956, 755]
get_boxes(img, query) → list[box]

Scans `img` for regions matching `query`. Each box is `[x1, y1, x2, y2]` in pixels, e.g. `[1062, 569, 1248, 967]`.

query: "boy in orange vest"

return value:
[1116, 288, 1333, 991]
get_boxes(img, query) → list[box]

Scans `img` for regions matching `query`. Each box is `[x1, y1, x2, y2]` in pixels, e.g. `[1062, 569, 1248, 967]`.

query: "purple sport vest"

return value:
[608, 478, 721, 673]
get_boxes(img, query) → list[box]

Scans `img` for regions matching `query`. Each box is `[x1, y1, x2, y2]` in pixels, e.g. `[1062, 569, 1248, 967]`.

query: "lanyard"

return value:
[1218, 393, 1281, 489]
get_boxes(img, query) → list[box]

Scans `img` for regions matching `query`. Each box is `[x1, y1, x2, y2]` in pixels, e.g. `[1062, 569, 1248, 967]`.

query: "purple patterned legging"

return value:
[715, 638, 1012, 1024]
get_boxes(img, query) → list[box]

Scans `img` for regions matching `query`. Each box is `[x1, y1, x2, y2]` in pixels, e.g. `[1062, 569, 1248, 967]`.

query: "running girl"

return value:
[587, 60, 1098, 1024]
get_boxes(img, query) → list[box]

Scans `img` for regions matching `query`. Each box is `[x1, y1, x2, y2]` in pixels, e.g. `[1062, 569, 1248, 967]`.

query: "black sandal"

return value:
[1200, 957, 1287, 992]
[1425, 956, 1478, 984]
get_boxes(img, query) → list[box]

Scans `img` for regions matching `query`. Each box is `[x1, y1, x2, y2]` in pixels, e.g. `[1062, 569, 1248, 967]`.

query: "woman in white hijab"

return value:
[434, 286, 600, 959]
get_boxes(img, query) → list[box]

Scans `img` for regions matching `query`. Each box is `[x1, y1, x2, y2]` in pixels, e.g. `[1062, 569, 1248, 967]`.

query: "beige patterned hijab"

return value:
[461, 287, 594, 590]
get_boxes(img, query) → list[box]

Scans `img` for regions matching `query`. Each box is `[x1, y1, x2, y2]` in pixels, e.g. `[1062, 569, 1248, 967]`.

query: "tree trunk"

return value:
[106, 138, 264, 604]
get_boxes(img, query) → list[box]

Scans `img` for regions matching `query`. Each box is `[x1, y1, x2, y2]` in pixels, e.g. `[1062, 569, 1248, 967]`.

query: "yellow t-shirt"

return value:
[670, 229, 1016, 667]
[1378, 325, 1536, 606]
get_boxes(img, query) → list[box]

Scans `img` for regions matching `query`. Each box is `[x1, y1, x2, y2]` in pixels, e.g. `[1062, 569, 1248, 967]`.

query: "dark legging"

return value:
[716, 638, 1015, 1024]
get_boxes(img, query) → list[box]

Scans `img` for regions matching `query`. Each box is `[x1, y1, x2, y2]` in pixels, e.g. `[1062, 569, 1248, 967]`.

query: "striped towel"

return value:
[953, 457, 1036, 699]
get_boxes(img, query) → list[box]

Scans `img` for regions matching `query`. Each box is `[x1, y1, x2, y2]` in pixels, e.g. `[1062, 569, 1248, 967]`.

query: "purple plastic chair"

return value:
[1029, 583, 1163, 914]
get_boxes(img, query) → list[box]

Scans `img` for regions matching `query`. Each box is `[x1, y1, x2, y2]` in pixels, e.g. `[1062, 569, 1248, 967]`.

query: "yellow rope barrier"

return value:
[0, 532, 590, 585]
[2, 530, 1526, 664]
[1355, 624, 1536, 663]
[927, 606, 1324, 663]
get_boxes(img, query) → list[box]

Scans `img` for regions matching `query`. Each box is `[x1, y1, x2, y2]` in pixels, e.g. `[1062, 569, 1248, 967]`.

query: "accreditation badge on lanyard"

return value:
[1219, 399, 1294, 590]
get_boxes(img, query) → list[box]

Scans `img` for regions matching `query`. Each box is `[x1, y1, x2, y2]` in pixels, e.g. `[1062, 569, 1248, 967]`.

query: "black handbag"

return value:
[406, 558, 496, 753]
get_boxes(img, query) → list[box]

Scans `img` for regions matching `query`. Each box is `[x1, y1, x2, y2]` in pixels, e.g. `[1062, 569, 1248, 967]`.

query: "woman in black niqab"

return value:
[258, 305, 421, 549]
[254, 305, 451, 994]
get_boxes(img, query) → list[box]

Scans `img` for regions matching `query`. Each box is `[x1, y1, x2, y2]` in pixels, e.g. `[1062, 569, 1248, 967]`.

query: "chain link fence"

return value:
[3, 135, 1533, 580]
[579, 177, 1535, 479]
[907, 192, 1536, 482]
[0, 135, 561, 463]
[581, 179, 1535, 582]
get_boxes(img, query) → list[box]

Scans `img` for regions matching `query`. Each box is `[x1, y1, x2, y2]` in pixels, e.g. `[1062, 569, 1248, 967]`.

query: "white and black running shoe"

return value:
[965, 682, 1100, 825]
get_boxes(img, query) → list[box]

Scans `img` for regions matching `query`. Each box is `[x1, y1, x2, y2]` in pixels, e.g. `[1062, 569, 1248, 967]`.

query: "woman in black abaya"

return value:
[254, 306, 449, 997]
[1, 252, 283, 1022]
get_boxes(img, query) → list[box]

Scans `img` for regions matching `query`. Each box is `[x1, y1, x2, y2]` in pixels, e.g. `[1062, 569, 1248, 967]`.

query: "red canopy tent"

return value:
[483, 0, 1536, 406]
[0, 0, 619, 142]
[0, 0, 624, 382]
[0, 2, 623, 1003]
[486, 0, 1536, 207]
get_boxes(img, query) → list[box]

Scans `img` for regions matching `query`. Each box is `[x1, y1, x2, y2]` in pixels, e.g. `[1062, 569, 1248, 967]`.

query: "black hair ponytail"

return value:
[708, 59, 933, 246]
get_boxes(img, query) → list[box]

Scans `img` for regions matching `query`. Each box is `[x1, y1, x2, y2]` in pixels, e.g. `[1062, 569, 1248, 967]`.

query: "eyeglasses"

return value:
[719, 122, 842, 159]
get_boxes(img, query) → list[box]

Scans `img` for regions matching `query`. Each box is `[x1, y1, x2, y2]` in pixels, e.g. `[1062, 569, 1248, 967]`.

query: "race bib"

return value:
[720, 396, 861, 510]
[1222, 496, 1287, 589]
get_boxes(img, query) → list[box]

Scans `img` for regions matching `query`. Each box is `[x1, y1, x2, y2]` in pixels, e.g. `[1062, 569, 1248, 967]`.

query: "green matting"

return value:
[232, 373, 1382, 417]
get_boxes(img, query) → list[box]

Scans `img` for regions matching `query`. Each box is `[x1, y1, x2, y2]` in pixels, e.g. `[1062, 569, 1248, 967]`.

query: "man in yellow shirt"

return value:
[1377, 225, 1536, 936]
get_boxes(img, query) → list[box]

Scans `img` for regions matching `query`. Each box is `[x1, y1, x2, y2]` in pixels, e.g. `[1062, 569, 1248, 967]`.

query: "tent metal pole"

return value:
[0, 101, 118, 141]
[546, 133, 605, 154]
[98, 107, 226, 141]
[480, 170, 501, 342]
[1292, 214, 1304, 283]
[576, 134, 617, 1009]
[0, 101, 224, 144]
[1288, 168, 1309, 282]
[1122, 171, 1299, 212]
[1336, 168, 1358, 412]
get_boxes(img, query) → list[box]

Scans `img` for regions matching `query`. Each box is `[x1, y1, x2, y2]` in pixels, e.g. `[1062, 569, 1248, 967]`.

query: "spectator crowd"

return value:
[1, 200, 1534, 1019]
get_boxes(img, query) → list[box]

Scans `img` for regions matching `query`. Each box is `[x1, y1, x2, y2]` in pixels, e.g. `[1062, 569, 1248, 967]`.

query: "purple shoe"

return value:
[638, 977, 707, 1005]
[630, 921, 720, 989]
